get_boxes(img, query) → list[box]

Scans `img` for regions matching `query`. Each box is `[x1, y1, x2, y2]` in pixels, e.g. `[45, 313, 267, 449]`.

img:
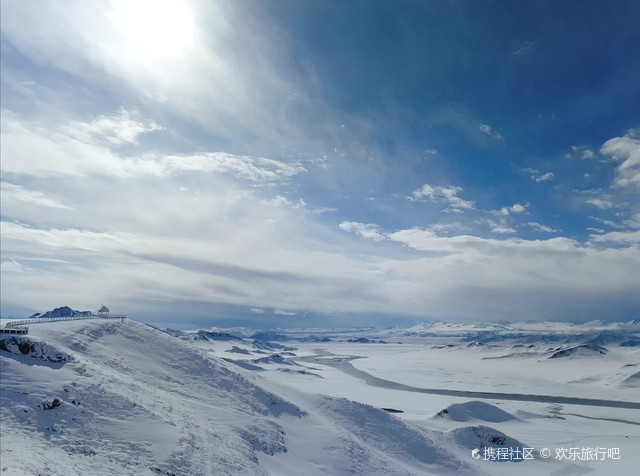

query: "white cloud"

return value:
[600, 128, 640, 188]
[586, 198, 613, 209]
[535, 172, 554, 182]
[264, 196, 306, 209]
[627, 213, 640, 229]
[1, 4, 638, 324]
[527, 222, 558, 233]
[494, 203, 527, 216]
[1, 182, 74, 209]
[487, 220, 516, 234]
[565, 145, 598, 161]
[1, 112, 305, 185]
[382, 228, 640, 317]
[63, 109, 161, 147]
[274, 309, 297, 316]
[249, 308, 266, 314]
[523, 168, 554, 183]
[0, 260, 25, 273]
[509, 203, 527, 214]
[339, 222, 385, 241]
[164, 153, 306, 184]
[589, 230, 640, 244]
[0, 0, 337, 155]
[485, 204, 528, 234]
[409, 184, 475, 212]
[1, 110, 152, 178]
[479, 123, 503, 139]
[410, 184, 436, 200]
[3, 208, 639, 323]
[512, 41, 535, 56]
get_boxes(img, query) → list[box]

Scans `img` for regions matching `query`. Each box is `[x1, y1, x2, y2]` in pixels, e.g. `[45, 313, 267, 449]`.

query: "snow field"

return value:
[2, 318, 639, 475]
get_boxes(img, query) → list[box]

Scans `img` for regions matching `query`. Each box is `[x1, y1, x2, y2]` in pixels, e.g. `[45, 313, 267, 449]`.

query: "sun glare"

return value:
[109, 0, 196, 58]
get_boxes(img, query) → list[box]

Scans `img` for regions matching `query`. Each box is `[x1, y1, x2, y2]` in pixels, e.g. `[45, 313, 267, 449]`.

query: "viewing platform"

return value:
[0, 305, 127, 335]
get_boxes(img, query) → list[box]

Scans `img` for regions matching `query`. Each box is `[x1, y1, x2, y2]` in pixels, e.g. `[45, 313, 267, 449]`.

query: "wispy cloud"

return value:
[511, 40, 535, 56]
[62, 109, 162, 147]
[522, 167, 554, 183]
[479, 123, 503, 139]
[586, 198, 613, 210]
[165, 153, 306, 184]
[1, 182, 74, 210]
[338, 222, 385, 241]
[0, 0, 346, 158]
[493, 203, 527, 216]
[274, 309, 297, 316]
[1, 2, 638, 324]
[409, 184, 475, 212]
[0, 260, 25, 273]
[486, 220, 516, 234]
[1, 112, 306, 185]
[527, 222, 558, 233]
[485, 204, 528, 234]
[565, 145, 598, 160]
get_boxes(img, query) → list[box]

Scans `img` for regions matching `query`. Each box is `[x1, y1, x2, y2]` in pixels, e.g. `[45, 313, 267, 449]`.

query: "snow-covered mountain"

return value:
[2, 317, 639, 475]
[0, 319, 491, 475]
[29, 306, 93, 319]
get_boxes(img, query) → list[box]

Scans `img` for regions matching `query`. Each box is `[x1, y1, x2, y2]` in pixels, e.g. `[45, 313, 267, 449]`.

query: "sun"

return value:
[109, 0, 196, 58]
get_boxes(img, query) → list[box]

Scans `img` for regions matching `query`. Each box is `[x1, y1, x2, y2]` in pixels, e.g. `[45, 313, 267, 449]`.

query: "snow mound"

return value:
[277, 368, 323, 378]
[252, 339, 295, 352]
[224, 358, 265, 371]
[620, 338, 640, 347]
[0, 335, 73, 364]
[548, 343, 608, 359]
[436, 401, 517, 422]
[253, 353, 295, 365]
[187, 329, 243, 341]
[620, 371, 640, 387]
[450, 425, 527, 461]
[316, 396, 467, 472]
[346, 337, 386, 343]
[226, 345, 252, 354]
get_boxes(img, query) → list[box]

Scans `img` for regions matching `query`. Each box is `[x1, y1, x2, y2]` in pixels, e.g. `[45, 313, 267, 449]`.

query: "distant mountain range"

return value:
[30, 306, 93, 319]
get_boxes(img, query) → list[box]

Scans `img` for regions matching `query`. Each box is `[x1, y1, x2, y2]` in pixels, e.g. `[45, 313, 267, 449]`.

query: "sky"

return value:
[1, 0, 639, 327]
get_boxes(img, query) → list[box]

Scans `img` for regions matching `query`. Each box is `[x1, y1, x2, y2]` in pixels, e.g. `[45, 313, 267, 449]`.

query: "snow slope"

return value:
[1, 319, 490, 476]
[3, 318, 639, 475]
[200, 323, 640, 476]
[1, 320, 301, 475]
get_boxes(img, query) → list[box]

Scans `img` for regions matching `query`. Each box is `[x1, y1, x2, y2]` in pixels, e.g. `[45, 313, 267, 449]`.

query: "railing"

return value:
[3, 314, 127, 328]
[0, 326, 29, 335]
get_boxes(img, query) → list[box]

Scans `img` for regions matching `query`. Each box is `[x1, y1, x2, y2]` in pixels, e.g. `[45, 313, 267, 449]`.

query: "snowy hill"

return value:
[436, 401, 518, 423]
[1, 320, 301, 475]
[3, 318, 639, 475]
[1, 319, 487, 475]
[548, 343, 608, 359]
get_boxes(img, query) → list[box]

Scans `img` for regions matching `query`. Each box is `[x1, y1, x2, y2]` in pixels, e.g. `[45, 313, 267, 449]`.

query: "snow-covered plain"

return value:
[1, 318, 638, 475]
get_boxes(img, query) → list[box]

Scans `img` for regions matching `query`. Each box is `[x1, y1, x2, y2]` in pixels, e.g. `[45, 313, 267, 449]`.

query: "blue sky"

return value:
[1, 0, 639, 327]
